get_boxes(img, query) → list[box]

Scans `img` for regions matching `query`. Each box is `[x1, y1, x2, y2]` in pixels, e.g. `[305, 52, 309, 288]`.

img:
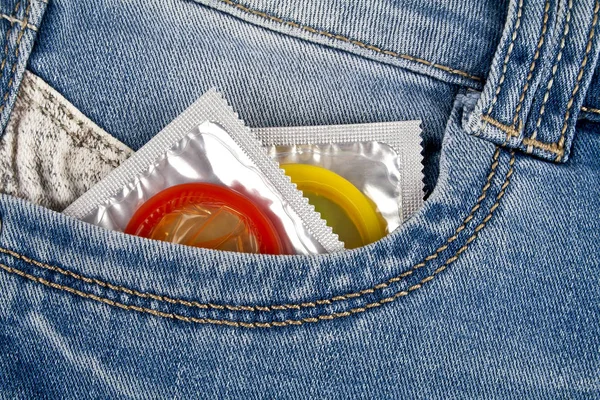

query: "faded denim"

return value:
[0, 0, 599, 398]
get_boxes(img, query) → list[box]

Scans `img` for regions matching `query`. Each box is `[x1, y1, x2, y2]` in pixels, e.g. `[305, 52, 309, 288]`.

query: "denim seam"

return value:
[481, 115, 520, 137]
[481, 114, 564, 154]
[0, 2, 21, 84]
[0, 0, 31, 116]
[527, 0, 574, 151]
[479, 0, 524, 137]
[0, 149, 502, 312]
[511, 0, 551, 127]
[522, 137, 562, 154]
[216, 0, 483, 83]
[0, 150, 515, 329]
[525, 0, 599, 160]
[555, 0, 600, 161]
[0, 14, 37, 31]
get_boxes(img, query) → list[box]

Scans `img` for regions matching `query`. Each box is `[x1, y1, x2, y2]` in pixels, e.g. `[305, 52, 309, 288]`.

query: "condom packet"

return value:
[63, 90, 344, 254]
[253, 121, 423, 242]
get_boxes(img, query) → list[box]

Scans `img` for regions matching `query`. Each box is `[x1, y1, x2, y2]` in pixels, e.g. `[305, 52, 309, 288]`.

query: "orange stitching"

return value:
[527, 0, 572, 151]
[487, 0, 524, 114]
[522, 137, 562, 154]
[0, 1, 21, 82]
[0, 0, 30, 115]
[0, 149, 503, 314]
[525, 0, 599, 158]
[582, 106, 600, 114]
[556, 0, 600, 161]
[512, 0, 551, 127]
[217, 0, 482, 82]
[527, 0, 573, 148]
[480, 0, 524, 135]
[481, 115, 520, 137]
[0, 152, 515, 328]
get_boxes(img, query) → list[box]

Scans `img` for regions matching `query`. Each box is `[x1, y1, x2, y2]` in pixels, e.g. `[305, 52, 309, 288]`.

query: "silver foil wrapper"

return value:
[64, 90, 344, 254]
[267, 142, 403, 233]
[254, 121, 423, 233]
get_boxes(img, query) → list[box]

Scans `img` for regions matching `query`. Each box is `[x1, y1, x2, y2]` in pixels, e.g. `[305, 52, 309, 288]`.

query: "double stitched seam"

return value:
[17, 88, 124, 169]
[481, 114, 562, 155]
[216, 0, 482, 83]
[555, 0, 600, 161]
[474, 0, 591, 146]
[0, 0, 30, 116]
[522, 137, 562, 154]
[0, 149, 504, 315]
[527, 0, 573, 154]
[481, 0, 552, 145]
[479, 0, 524, 139]
[512, 0, 551, 129]
[525, 0, 599, 160]
[0, 151, 515, 328]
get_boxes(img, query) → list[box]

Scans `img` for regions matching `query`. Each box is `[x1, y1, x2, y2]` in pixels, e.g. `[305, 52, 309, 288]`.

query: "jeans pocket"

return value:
[0, 93, 514, 329]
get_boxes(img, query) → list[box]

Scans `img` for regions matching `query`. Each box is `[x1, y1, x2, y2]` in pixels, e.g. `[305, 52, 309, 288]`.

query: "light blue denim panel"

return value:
[0, 0, 46, 133]
[1, 94, 599, 398]
[193, 0, 509, 88]
[2, 0, 599, 398]
[26, 0, 463, 193]
[467, 0, 600, 162]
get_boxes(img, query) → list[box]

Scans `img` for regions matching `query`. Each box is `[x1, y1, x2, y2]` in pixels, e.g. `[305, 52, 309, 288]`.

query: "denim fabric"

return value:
[467, 0, 600, 162]
[1, 0, 599, 398]
[0, 0, 46, 132]
[194, 0, 509, 87]
[24, 0, 465, 194]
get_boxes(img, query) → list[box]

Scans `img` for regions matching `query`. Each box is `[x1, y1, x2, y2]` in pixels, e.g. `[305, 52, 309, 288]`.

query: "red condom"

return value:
[125, 183, 283, 254]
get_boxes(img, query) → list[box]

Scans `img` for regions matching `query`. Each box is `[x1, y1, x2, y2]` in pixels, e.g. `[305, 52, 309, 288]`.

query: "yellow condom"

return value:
[281, 164, 386, 249]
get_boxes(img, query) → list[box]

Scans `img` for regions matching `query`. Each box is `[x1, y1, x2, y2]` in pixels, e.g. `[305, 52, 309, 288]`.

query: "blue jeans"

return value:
[1, 0, 599, 398]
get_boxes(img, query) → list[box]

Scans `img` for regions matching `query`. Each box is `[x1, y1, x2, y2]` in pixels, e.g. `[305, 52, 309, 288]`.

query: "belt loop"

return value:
[466, 0, 600, 163]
